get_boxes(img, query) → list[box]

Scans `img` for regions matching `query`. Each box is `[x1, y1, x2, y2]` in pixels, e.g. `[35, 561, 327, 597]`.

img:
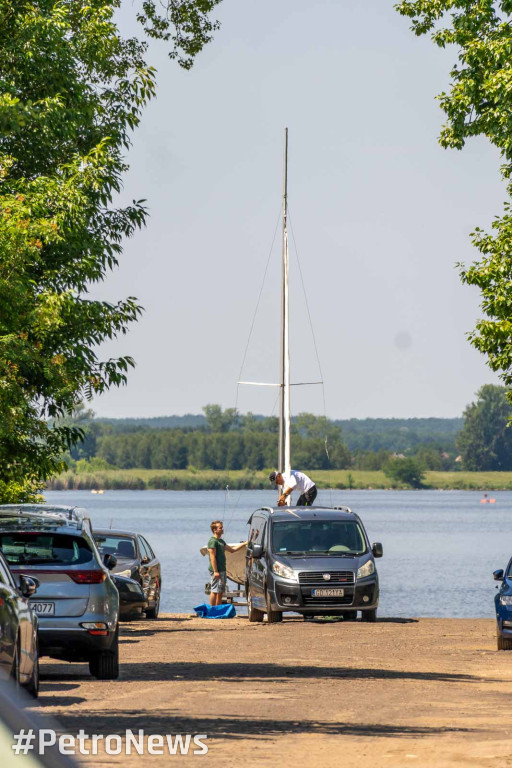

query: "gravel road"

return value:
[32, 614, 512, 767]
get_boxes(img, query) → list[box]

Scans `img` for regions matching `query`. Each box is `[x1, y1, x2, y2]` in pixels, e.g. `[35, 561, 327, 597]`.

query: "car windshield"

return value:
[94, 535, 136, 560]
[0, 532, 93, 565]
[271, 520, 367, 556]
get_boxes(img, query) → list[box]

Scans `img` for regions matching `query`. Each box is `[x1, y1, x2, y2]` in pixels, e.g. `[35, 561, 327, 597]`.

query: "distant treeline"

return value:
[63, 405, 462, 472]
[54, 387, 512, 477]
[90, 411, 462, 452]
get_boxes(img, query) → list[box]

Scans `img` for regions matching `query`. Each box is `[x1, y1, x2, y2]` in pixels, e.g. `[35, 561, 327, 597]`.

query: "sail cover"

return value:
[200, 543, 247, 586]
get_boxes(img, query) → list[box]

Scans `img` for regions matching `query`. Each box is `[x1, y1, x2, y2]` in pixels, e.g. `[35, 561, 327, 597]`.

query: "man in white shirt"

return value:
[269, 469, 317, 507]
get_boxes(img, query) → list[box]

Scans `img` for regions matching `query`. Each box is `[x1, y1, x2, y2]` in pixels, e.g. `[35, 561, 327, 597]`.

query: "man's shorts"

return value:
[211, 571, 227, 594]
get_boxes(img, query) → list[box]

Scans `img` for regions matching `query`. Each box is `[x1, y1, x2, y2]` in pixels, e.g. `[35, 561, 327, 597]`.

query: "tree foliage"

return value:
[135, 0, 223, 69]
[383, 457, 425, 488]
[0, 1, 222, 501]
[396, 1, 512, 395]
[456, 384, 512, 470]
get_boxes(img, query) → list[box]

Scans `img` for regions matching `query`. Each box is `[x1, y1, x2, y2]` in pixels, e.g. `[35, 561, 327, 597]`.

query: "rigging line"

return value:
[226, 488, 244, 530]
[288, 207, 325, 386]
[288, 207, 333, 505]
[224, 484, 229, 518]
[235, 207, 282, 413]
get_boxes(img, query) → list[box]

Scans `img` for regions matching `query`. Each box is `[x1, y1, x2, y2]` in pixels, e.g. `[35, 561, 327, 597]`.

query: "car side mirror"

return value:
[251, 544, 263, 559]
[104, 553, 117, 570]
[19, 575, 38, 598]
[372, 542, 383, 558]
[493, 569, 505, 581]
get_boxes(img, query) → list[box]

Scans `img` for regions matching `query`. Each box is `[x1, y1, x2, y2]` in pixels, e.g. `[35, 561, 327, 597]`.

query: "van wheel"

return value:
[89, 627, 120, 679]
[361, 609, 377, 623]
[265, 591, 282, 623]
[247, 590, 264, 623]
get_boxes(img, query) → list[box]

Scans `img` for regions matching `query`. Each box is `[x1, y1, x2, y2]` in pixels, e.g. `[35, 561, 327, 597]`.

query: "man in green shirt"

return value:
[208, 520, 247, 606]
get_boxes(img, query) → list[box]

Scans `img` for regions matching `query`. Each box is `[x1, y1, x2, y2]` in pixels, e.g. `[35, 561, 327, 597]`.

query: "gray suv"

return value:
[245, 506, 383, 622]
[0, 505, 120, 679]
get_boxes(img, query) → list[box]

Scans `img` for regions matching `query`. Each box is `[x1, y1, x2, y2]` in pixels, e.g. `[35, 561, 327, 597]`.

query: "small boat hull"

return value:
[200, 544, 247, 586]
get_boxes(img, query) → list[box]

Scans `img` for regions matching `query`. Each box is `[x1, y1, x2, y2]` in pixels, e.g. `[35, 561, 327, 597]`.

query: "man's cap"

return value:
[269, 471, 278, 484]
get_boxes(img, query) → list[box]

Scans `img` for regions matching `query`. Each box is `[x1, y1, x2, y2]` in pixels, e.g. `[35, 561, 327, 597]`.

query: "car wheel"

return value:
[361, 608, 377, 623]
[146, 587, 160, 620]
[265, 590, 282, 623]
[342, 611, 358, 621]
[497, 630, 512, 651]
[247, 589, 264, 623]
[89, 626, 120, 680]
[23, 638, 39, 699]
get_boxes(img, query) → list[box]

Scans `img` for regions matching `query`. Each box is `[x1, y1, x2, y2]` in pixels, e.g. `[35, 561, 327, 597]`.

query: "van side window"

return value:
[249, 516, 266, 550]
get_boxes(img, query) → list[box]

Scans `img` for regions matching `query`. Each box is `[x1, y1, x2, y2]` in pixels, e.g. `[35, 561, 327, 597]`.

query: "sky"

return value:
[91, 0, 504, 420]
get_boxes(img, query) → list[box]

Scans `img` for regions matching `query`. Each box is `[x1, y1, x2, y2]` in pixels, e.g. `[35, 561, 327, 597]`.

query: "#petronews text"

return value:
[12, 729, 208, 756]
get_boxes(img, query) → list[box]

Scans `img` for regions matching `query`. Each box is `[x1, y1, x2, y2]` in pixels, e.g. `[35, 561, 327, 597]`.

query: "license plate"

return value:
[311, 588, 344, 597]
[30, 602, 55, 615]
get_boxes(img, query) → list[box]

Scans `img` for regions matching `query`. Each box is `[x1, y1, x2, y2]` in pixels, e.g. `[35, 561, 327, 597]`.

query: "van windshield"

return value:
[271, 520, 367, 556]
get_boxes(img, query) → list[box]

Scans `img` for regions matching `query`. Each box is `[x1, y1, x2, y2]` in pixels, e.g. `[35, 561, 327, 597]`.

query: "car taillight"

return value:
[68, 570, 106, 584]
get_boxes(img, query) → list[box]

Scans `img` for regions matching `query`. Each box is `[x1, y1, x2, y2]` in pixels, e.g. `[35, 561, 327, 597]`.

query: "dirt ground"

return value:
[32, 614, 512, 767]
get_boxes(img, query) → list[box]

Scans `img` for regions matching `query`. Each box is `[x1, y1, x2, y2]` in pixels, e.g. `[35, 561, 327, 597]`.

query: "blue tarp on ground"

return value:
[194, 603, 236, 619]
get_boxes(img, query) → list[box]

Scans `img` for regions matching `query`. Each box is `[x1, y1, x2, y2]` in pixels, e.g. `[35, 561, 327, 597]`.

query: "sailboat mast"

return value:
[278, 127, 291, 487]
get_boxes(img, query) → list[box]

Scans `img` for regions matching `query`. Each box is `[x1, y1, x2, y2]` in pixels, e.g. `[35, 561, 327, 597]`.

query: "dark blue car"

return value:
[494, 561, 512, 650]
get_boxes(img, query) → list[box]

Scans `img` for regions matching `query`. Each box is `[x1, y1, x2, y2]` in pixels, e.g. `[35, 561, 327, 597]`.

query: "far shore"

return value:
[45, 468, 512, 492]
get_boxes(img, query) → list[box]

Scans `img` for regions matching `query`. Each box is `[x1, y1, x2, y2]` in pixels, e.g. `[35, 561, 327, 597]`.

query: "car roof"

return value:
[0, 504, 89, 527]
[0, 518, 88, 536]
[252, 506, 360, 523]
[93, 529, 137, 538]
[0, 504, 81, 513]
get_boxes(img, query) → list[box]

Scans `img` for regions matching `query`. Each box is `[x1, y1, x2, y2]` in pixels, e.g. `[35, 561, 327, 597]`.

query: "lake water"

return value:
[44, 488, 512, 618]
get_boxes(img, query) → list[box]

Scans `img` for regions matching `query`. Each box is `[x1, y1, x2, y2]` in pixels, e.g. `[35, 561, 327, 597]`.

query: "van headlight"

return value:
[500, 595, 512, 606]
[272, 561, 297, 581]
[357, 560, 375, 580]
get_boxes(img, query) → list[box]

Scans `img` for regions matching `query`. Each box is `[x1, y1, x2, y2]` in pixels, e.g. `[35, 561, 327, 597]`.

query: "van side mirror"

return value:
[104, 553, 117, 570]
[19, 575, 38, 598]
[493, 569, 505, 581]
[372, 542, 383, 558]
[251, 544, 263, 559]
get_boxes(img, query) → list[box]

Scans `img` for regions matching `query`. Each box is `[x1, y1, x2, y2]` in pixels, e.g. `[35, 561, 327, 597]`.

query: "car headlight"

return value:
[272, 561, 297, 581]
[357, 559, 375, 580]
[116, 569, 132, 578]
[500, 595, 512, 606]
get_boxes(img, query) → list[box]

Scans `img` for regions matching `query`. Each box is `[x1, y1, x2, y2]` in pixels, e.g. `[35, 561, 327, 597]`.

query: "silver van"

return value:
[245, 506, 383, 622]
[0, 505, 119, 679]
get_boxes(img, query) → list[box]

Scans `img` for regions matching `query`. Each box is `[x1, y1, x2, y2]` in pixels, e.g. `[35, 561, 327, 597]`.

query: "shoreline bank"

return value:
[46, 468, 512, 492]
